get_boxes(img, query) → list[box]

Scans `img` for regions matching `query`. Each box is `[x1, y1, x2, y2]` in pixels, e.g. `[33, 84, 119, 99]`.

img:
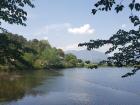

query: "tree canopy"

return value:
[0, 33, 35, 69]
[0, 0, 34, 31]
[0, 33, 83, 70]
[79, 0, 140, 77]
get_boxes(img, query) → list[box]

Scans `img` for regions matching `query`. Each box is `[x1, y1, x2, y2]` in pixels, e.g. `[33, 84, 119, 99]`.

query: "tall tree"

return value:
[79, 0, 140, 77]
[0, 0, 34, 32]
[0, 33, 34, 69]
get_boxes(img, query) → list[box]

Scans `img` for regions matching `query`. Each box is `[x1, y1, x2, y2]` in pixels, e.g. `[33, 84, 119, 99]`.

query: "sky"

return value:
[1, 0, 136, 52]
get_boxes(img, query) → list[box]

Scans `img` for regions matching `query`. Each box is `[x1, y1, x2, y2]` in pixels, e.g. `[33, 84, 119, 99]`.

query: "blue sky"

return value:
[2, 0, 135, 51]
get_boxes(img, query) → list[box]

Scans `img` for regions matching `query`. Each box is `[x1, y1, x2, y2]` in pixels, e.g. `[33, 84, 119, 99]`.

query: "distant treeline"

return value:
[0, 33, 84, 70]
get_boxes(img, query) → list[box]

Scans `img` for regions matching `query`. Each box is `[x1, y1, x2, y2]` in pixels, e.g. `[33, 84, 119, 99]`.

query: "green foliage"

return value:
[23, 39, 64, 69]
[87, 64, 98, 69]
[91, 0, 140, 14]
[0, 33, 82, 70]
[0, 0, 34, 32]
[23, 53, 35, 66]
[0, 0, 83, 70]
[77, 59, 83, 63]
[64, 53, 77, 62]
[85, 60, 90, 64]
[79, 0, 140, 77]
[64, 53, 78, 67]
[0, 33, 34, 69]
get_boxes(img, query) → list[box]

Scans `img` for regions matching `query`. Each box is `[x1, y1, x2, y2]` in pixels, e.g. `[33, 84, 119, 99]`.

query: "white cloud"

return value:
[34, 23, 96, 42]
[34, 23, 71, 40]
[36, 23, 95, 36]
[36, 23, 71, 35]
[68, 24, 95, 35]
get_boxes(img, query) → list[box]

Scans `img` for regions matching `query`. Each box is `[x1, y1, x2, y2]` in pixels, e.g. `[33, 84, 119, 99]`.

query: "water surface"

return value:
[0, 68, 140, 105]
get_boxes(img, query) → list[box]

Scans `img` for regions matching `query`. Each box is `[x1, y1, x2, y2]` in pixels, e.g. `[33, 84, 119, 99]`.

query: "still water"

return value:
[0, 68, 140, 105]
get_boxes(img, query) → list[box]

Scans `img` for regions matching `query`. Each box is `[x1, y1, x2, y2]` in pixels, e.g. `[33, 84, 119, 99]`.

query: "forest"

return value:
[0, 33, 84, 70]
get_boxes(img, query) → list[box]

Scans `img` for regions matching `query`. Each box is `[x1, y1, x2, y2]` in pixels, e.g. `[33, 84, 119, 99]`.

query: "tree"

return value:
[79, 0, 140, 77]
[77, 59, 83, 63]
[57, 49, 65, 58]
[85, 60, 90, 64]
[0, 33, 35, 69]
[24, 40, 65, 69]
[0, 0, 34, 32]
[64, 54, 78, 67]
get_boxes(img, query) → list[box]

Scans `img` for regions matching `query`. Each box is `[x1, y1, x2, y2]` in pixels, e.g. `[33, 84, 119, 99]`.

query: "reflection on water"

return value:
[0, 70, 62, 102]
[0, 68, 140, 105]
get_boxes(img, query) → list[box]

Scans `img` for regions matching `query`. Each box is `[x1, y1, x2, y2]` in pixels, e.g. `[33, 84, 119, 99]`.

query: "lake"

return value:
[0, 68, 140, 105]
